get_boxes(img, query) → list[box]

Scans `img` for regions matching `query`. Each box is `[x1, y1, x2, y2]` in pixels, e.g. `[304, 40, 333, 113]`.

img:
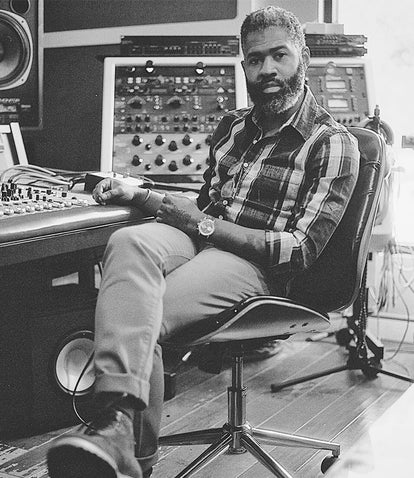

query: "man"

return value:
[47, 6, 359, 478]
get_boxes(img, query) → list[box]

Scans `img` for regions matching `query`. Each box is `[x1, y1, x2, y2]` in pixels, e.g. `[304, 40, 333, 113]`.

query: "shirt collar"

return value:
[249, 85, 318, 141]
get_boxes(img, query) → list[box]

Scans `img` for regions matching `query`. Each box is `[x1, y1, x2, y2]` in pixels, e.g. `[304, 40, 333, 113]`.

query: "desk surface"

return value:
[0, 190, 150, 267]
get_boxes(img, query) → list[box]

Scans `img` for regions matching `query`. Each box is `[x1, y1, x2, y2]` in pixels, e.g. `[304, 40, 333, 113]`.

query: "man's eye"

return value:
[248, 58, 260, 65]
[274, 53, 286, 60]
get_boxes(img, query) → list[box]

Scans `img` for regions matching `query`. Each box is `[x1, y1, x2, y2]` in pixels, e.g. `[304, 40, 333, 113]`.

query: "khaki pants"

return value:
[94, 222, 271, 471]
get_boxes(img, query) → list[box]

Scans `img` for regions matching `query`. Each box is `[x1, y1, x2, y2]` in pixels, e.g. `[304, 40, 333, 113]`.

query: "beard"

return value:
[246, 60, 306, 115]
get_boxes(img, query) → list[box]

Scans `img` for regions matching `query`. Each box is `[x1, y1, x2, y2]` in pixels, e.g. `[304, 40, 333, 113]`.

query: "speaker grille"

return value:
[0, 9, 33, 89]
[53, 330, 95, 397]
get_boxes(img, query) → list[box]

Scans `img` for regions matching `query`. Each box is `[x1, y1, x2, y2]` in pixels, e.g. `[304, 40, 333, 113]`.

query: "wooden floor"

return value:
[1, 335, 413, 478]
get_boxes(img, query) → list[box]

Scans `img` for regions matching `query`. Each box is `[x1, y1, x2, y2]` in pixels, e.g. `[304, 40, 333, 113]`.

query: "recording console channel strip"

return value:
[0, 182, 147, 268]
[0, 183, 92, 218]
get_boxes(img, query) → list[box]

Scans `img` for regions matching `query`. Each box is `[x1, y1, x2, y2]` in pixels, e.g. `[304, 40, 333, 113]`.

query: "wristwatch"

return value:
[197, 216, 215, 239]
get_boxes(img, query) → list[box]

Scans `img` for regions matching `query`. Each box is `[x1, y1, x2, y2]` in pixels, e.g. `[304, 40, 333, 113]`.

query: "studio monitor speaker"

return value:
[0, 0, 43, 129]
[0, 285, 97, 436]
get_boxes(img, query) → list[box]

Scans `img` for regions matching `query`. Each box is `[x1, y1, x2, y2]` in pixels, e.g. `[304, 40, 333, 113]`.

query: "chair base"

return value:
[159, 350, 340, 478]
[159, 421, 340, 478]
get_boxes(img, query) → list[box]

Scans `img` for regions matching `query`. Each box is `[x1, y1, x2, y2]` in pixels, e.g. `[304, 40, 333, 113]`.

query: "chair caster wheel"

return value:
[321, 455, 339, 474]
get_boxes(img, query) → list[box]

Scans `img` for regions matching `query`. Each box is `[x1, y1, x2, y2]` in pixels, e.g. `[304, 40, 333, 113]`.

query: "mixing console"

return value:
[0, 183, 91, 218]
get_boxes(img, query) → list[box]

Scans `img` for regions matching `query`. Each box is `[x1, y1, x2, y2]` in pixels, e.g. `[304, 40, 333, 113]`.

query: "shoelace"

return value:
[84, 407, 125, 435]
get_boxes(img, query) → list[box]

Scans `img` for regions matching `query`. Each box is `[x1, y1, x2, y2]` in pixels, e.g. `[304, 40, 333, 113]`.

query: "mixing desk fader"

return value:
[0, 183, 91, 218]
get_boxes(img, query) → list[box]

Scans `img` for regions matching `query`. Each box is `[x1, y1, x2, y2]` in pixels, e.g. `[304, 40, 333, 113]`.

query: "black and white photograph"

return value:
[1, 1, 413, 477]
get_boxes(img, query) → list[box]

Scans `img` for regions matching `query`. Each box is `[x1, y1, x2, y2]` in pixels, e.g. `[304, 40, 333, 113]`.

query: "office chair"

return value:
[159, 127, 386, 478]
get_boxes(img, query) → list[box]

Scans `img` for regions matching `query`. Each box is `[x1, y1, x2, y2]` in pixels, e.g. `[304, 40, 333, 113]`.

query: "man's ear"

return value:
[302, 46, 311, 69]
[241, 59, 246, 74]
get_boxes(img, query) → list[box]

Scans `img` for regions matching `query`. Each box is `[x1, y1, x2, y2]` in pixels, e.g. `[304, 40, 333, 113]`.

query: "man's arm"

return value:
[92, 177, 165, 216]
[157, 130, 359, 275]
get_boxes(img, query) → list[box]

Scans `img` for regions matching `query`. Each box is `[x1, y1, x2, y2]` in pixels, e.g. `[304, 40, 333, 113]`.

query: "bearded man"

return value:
[47, 6, 359, 478]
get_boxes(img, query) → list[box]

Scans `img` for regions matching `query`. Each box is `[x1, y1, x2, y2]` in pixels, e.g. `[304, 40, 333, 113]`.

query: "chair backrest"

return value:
[287, 126, 386, 313]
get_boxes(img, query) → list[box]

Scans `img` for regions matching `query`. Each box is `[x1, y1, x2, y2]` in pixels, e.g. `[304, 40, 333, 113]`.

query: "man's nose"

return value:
[259, 55, 278, 77]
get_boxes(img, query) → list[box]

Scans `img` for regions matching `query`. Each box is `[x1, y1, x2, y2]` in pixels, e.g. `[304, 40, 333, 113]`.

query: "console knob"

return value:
[167, 96, 183, 108]
[155, 154, 165, 166]
[128, 97, 143, 109]
[183, 154, 193, 166]
[168, 161, 178, 171]
[155, 134, 165, 146]
[182, 134, 193, 146]
[168, 140, 178, 151]
[131, 155, 142, 166]
[132, 135, 143, 146]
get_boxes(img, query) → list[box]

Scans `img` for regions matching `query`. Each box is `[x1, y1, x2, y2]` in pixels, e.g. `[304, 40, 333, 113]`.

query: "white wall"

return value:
[338, 0, 414, 247]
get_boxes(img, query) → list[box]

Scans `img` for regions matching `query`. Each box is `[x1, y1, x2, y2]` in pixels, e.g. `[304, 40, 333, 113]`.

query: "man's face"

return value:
[242, 26, 309, 115]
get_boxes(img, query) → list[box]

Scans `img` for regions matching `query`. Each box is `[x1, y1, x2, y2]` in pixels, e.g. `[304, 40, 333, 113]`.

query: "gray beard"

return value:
[247, 61, 306, 115]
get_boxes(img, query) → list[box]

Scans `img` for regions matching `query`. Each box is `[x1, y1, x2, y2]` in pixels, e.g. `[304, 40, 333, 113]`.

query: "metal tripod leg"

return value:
[270, 365, 348, 392]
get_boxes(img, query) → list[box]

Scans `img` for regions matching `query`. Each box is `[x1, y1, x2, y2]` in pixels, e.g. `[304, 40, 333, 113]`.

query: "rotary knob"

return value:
[182, 134, 193, 146]
[131, 155, 142, 166]
[168, 161, 178, 172]
[128, 97, 143, 109]
[167, 96, 183, 108]
[168, 140, 178, 151]
[155, 154, 165, 166]
[155, 134, 165, 146]
[132, 135, 143, 146]
[183, 154, 193, 166]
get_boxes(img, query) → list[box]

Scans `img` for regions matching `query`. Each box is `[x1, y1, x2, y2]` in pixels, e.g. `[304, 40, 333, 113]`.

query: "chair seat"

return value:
[164, 295, 330, 347]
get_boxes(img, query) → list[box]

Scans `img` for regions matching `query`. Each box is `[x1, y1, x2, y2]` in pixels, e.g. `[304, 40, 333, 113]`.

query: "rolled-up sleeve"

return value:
[265, 130, 360, 276]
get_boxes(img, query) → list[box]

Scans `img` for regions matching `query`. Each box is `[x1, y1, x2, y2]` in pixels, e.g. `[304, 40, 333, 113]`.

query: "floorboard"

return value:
[0, 337, 413, 478]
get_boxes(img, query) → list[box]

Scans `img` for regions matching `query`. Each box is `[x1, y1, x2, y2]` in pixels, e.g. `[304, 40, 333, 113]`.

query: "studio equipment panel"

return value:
[100, 36, 248, 183]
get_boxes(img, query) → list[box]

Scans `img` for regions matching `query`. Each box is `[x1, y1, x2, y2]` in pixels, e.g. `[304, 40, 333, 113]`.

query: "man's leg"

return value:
[47, 222, 198, 478]
[162, 245, 271, 338]
[132, 245, 271, 475]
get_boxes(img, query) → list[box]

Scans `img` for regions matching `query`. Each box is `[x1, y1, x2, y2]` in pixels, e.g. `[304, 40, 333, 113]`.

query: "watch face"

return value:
[198, 218, 215, 236]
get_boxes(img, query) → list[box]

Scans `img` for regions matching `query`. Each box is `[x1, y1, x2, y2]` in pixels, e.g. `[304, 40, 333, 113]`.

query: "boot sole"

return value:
[47, 436, 136, 478]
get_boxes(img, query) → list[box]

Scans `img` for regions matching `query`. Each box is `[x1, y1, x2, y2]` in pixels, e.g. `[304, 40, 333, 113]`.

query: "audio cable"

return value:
[0, 164, 83, 190]
[71, 350, 95, 427]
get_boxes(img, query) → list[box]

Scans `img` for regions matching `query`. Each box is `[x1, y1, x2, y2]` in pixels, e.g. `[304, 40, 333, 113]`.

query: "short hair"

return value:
[240, 6, 306, 54]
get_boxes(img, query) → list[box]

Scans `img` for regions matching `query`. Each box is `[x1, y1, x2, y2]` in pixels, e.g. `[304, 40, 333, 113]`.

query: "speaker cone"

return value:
[53, 330, 95, 397]
[0, 9, 33, 90]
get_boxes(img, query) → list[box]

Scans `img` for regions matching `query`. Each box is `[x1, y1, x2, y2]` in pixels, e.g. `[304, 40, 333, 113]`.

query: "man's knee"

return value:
[107, 224, 155, 252]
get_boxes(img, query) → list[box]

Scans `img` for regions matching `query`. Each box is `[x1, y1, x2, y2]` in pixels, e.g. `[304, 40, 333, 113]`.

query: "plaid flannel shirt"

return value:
[197, 86, 360, 278]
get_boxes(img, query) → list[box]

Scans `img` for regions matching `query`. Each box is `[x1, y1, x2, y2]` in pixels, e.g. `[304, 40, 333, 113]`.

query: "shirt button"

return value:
[218, 215, 224, 219]
[243, 162, 248, 168]
[222, 200, 228, 206]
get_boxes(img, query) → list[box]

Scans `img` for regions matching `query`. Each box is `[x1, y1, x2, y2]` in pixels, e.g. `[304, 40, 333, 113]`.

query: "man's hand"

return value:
[92, 178, 146, 206]
[155, 194, 204, 235]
